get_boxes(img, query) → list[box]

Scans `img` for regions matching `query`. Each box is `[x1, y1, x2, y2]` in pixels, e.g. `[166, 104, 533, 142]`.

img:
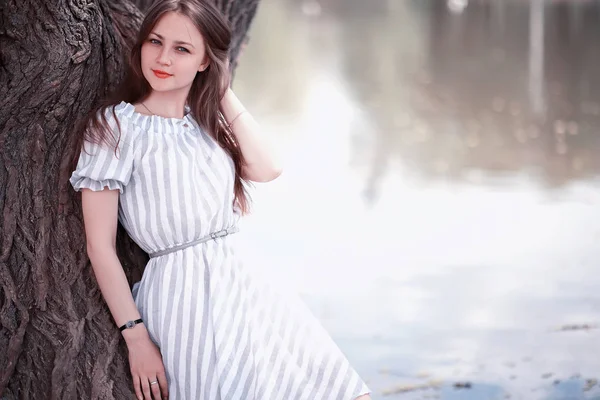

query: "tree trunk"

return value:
[0, 0, 259, 398]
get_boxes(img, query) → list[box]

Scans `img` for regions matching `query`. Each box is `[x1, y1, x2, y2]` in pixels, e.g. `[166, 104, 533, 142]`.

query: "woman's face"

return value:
[141, 12, 209, 93]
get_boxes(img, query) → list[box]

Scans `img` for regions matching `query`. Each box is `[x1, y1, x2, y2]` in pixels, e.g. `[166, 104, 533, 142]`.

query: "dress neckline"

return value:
[116, 101, 194, 131]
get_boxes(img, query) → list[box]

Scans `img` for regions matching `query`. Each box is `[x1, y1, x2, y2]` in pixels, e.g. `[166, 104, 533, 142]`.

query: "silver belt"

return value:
[148, 226, 238, 259]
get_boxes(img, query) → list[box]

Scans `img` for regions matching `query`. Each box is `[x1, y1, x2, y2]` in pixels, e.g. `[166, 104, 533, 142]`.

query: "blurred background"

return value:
[232, 0, 600, 399]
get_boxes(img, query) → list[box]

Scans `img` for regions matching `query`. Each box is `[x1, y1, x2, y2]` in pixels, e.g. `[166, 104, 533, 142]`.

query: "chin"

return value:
[146, 79, 171, 92]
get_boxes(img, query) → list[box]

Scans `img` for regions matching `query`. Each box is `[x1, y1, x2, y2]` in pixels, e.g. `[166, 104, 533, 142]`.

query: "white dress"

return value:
[69, 101, 370, 400]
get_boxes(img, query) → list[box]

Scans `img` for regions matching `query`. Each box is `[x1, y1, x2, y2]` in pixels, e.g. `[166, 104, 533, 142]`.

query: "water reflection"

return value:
[233, 0, 600, 399]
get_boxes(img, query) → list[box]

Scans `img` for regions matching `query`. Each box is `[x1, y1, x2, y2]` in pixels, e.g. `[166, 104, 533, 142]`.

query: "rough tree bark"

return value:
[0, 0, 260, 398]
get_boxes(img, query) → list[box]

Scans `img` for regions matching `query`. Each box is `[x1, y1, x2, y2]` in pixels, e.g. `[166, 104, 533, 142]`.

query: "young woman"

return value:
[69, 0, 371, 399]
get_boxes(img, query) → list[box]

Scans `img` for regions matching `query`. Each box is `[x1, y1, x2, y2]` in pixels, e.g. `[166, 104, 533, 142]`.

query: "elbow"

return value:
[244, 164, 283, 183]
[264, 166, 283, 182]
[258, 166, 283, 182]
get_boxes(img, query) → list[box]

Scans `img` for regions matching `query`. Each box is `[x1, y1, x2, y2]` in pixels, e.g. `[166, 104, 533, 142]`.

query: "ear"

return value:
[199, 57, 210, 72]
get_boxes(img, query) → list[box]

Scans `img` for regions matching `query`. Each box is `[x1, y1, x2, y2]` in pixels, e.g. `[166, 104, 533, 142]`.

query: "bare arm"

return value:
[220, 88, 283, 182]
[81, 188, 149, 344]
[82, 188, 169, 399]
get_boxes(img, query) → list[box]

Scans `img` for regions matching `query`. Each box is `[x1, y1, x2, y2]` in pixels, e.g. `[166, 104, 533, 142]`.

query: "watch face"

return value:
[126, 321, 135, 329]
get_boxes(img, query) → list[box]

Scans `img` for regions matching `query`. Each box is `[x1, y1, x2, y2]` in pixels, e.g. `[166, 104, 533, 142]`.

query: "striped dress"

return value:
[69, 101, 370, 400]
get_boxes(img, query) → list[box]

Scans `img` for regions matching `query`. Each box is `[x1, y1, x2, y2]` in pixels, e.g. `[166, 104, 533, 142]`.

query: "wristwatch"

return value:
[119, 318, 144, 332]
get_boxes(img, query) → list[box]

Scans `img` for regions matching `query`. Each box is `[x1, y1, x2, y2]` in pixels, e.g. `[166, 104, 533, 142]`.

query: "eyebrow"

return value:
[150, 32, 195, 48]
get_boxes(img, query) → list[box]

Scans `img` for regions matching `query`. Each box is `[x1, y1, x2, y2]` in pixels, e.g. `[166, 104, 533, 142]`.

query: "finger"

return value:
[132, 375, 143, 400]
[150, 377, 162, 400]
[141, 377, 152, 400]
[158, 371, 169, 399]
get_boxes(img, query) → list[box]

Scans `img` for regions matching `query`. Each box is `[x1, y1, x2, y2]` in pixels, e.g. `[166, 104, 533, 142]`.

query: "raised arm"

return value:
[220, 88, 283, 182]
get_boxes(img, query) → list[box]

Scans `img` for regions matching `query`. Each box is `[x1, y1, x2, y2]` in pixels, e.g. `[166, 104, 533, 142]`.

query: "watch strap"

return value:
[119, 318, 144, 332]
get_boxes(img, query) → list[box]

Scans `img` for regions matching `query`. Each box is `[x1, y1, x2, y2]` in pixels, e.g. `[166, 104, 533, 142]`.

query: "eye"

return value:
[148, 38, 161, 45]
[176, 47, 190, 53]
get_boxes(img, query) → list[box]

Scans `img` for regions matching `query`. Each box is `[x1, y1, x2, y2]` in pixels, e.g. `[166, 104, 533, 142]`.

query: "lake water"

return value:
[232, 1, 600, 399]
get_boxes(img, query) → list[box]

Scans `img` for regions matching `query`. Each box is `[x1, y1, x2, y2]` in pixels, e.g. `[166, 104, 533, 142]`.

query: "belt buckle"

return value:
[210, 227, 235, 241]
[210, 230, 224, 240]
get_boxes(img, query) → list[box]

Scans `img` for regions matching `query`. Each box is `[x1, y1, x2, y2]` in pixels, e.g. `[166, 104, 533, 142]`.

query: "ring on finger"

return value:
[150, 380, 159, 385]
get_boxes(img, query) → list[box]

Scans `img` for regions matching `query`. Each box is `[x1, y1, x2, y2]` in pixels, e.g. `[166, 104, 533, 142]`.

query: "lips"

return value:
[152, 69, 173, 79]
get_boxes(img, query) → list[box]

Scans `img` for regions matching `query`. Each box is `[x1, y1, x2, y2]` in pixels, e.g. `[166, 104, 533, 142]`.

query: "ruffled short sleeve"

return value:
[69, 107, 137, 194]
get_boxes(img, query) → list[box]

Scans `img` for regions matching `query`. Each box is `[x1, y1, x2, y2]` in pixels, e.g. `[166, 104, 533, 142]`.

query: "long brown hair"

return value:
[71, 0, 250, 213]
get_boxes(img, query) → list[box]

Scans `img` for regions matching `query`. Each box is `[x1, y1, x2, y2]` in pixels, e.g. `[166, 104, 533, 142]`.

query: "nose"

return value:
[157, 47, 171, 66]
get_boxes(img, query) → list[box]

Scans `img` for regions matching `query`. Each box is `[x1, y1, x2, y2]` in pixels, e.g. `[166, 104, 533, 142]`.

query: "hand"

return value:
[126, 332, 169, 400]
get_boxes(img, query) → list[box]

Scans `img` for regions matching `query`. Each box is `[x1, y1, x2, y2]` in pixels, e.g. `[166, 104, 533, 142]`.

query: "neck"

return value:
[143, 90, 189, 118]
